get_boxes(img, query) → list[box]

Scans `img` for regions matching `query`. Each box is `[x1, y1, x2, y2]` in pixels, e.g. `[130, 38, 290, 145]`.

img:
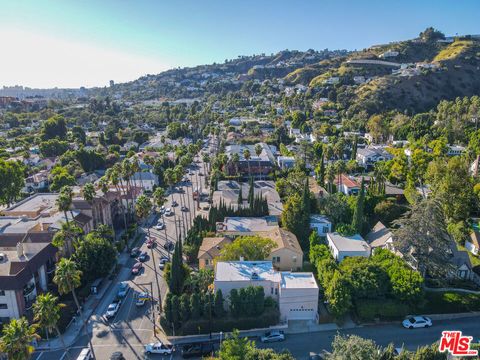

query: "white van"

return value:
[77, 348, 93, 360]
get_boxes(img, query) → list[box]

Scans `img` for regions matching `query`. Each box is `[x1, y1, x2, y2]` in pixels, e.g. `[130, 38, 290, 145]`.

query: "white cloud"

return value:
[0, 29, 170, 88]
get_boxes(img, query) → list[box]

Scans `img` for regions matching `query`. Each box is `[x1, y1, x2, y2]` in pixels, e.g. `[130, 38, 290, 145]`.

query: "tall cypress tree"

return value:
[248, 177, 254, 209]
[351, 135, 358, 160]
[237, 186, 243, 206]
[318, 155, 325, 186]
[352, 177, 365, 234]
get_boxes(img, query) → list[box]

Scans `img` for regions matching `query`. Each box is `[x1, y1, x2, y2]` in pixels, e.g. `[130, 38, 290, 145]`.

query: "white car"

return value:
[260, 330, 285, 343]
[105, 301, 121, 319]
[154, 222, 165, 230]
[144, 342, 174, 355]
[402, 316, 432, 329]
[165, 208, 173, 216]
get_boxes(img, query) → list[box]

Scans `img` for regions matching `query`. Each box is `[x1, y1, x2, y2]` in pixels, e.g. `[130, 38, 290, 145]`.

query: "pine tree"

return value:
[351, 135, 358, 160]
[302, 178, 310, 214]
[169, 241, 185, 295]
[248, 177, 254, 209]
[171, 295, 180, 327]
[352, 177, 365, 234]
[180, 293, 190, 322]
[214, 290, 225, 317]
[190, 293, 201, 319]
[237, 186, 243, 206]
[318, 155, 325, 186]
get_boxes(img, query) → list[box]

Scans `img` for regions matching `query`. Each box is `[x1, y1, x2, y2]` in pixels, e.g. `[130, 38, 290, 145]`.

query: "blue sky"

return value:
[1, 0, 479, 88]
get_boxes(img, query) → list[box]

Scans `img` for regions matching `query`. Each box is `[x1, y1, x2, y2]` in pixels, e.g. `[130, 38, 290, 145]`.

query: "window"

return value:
[0, 304, 7, 309]
[271, 288, 273, 294]
[276, 256, 281, 263]
[274, 288, 278, 295]
[0, 291, 5, 296]
[204, 259, 209, 265]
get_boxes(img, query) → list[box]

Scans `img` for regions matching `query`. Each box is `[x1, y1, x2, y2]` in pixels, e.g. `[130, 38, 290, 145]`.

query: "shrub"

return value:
[421, 291, 480, 314]
[355, 299, 411, 321]
[178, 308, 279, 336]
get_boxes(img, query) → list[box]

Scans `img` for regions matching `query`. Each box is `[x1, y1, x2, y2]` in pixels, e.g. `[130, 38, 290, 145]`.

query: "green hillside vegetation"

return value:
[346, 39, 480, 114]
[434, 40, 475, 62]
[284, 58, 344, 85]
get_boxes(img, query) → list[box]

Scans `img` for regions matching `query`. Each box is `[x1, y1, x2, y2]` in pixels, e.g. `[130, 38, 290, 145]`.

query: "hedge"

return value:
[420, 291, 480, 314]
[355, 299, 411, 321]
[161, 308, 279, 336]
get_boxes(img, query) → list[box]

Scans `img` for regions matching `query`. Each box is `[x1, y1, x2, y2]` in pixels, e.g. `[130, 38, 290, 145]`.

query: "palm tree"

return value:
[372, 161, 388, 196]
[0, 318, 39, 360]
[106, 166, 128, 232]
[335, 160, 346, 193]
[326, 163, 336, 193]
[82, 183, 96, 204]
[164, 168, 175, 194]
[255, 144, 263, 180]
[231, 153, 240, 177]
[56, 186, 73, 226]
[53, 258, 82, 316]
[33, 293, 71, 359]
[52, 222, 83, 256]
[243, 149, 251, 179]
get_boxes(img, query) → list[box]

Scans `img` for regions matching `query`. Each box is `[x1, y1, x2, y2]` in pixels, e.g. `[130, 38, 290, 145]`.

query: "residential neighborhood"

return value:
[0, 4, 480, 360]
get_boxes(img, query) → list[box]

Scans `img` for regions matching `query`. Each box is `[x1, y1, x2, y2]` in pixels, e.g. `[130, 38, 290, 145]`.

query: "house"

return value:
[130, 172, 158, 192]
[466, 232, 480, 256]
[356, 147, 393, 168]
[0, 242, 57, 322]
[214, 261, 319, 322]
[212, 181, 284, 218]
[335, 175, 360, 196]
[216, 216, 279, 236]
[326, 233, 371, 261]
[310, 215, 332, 238]
[262, 228, 303, 271]
[309, 178, 328, 200]
[447, 145, 465, 156]
[24, 170, 49, 192]
[277, 156, 296, 170]
[365, 222, 394, 250]
[379, 50, 399, 58]
[224, 143, 276, 177]
[198, 237, 232, 270]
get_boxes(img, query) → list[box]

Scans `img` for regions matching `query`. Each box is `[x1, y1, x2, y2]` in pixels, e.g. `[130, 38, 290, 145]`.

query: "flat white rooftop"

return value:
[215, 261, 280, 282]
[280, 272, 318, 289]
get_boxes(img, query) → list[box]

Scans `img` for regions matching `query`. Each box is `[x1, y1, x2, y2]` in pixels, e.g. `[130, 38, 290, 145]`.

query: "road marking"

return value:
[35, 352, 44, 360]
[59, 351, 67, 360]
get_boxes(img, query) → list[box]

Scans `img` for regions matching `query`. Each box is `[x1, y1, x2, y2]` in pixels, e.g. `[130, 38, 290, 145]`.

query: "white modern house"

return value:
[326, 233, 371, 261]
[356, 148, 393, 167]
[309, 215, 332, 238]
[214, 261, 319, 322]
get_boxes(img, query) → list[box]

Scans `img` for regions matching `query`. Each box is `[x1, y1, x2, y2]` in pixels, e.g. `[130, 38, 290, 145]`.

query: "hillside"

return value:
[349, 39, 480, 114]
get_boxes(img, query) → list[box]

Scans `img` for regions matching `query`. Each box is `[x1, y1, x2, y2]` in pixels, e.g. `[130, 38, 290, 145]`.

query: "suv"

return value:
[181, 343, 214, 358]
[144, 342, 174, 355]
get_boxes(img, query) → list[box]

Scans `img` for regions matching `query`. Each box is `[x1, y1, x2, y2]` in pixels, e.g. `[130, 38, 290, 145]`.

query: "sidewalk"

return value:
[36, 252, 132, 351]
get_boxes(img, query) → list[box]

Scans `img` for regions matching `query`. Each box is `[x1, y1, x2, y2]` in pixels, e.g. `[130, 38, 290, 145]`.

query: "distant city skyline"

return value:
[0, 0, 479, 88]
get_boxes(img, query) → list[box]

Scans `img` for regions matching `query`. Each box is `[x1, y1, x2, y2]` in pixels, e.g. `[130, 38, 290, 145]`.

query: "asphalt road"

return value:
[33, 148, 210, 360]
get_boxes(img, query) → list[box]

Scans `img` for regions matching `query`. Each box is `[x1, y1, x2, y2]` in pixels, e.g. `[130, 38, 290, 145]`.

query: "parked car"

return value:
[138, 251, 148, 262]
[130, 247, 141, 258]
[131, 262, 143, 275]
[159, 205, 166, 214]
[198, 172, 204, 176]
[116, 282, 129, 298]
[110, 352, 125, 360]
[105, 300, 121, 319]
[181, 343, 214, 358]
[260, 330, 285, 343]
[154, 222, 165, 230]
[144, 342, 174, 355]
[136, 292, 150, 307]
[165, 208, 173, 216]
[171, 200, 178, 207]
[77, 348, 93, 360]
[402, 316, 432, 329]
[146, 239, 156, 249]
[181, 206, 188, 212]
[159, 258, 169, 270]
[164, 241, 174, 251]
